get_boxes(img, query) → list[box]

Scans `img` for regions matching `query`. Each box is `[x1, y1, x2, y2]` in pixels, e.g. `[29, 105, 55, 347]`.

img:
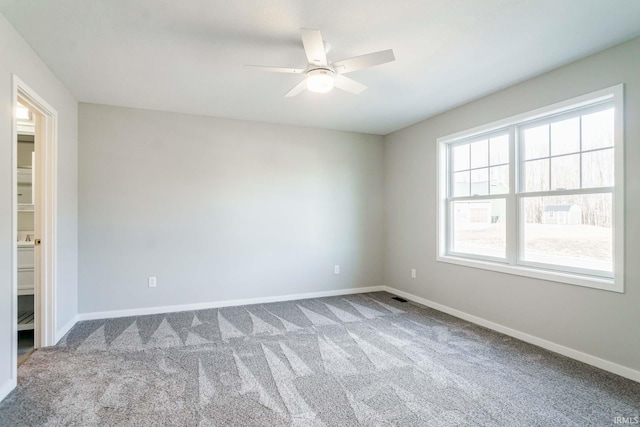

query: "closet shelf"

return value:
[17, 204, 34, 212]
[17, 289, 34, 297]
[18, 310, 35, 331]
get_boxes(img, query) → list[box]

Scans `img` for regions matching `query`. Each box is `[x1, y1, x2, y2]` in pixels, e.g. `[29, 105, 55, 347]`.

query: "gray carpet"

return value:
[1, 292, 638, 426]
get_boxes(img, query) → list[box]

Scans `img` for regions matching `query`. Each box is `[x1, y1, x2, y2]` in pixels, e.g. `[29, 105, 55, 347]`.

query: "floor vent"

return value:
[392, 296, 408, 303]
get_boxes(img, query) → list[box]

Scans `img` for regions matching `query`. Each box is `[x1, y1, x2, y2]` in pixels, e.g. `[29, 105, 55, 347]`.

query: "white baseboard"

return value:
[0, 378, 16, 402]
[384, 286, 640, 383]
[55, 315, 78, 344]
[77, 286, 386, 321]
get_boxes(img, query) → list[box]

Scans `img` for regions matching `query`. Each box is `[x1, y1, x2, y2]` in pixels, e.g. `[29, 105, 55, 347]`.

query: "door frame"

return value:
[11, 75, 58, 377]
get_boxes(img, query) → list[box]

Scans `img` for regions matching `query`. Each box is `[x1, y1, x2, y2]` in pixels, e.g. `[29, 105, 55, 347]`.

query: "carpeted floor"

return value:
[1, 292, 638, 426]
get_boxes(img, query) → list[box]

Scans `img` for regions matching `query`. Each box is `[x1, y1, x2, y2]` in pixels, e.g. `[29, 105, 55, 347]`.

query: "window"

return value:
[449, 133, 509, 260]
[437, 85, 624, 292]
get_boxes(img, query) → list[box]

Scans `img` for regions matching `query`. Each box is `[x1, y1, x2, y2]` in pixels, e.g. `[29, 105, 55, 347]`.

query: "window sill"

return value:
[436, 254, 622, 293]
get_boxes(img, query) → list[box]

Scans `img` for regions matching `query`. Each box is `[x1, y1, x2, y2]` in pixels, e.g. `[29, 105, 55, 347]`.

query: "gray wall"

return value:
[384, 37, 640, 371]
[78, 104, 384, 314]
[0, 14, 78, 391]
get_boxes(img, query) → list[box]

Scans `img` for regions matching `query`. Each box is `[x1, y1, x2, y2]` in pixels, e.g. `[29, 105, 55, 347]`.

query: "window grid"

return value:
[519, 103, 614, 194]
[449, 133, 510, 198]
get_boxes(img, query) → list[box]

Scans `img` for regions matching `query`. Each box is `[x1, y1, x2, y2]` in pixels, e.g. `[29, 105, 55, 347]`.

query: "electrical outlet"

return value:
[411, 269, 417, 279]
[334, 265, 340, 274]
[148, 276, 157, 288]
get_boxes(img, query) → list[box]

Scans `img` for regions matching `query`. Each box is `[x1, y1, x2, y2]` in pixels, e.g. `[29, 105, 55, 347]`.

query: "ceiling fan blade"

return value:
[244, 65, 305, 74]
[333, 49, 395, 74]
[284, 80, 307, 98]
[300, 28, 327, 66]
[334, 75, 367, 94]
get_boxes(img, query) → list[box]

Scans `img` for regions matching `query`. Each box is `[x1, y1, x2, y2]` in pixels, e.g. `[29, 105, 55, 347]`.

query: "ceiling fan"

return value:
[245, 28, 395, 97]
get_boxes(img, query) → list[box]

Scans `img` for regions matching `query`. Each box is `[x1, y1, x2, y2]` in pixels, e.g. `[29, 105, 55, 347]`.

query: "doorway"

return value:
[11, 76, 58, 374]
[16, 112, 35, 363]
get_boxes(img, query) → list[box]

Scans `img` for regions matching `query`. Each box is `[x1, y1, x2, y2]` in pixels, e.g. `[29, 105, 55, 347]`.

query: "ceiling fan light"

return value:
[305, 69, 334, 93]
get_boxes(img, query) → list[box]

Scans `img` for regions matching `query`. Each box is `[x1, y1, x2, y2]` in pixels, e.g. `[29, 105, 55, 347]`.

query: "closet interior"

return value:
[16, 102, 36, 363]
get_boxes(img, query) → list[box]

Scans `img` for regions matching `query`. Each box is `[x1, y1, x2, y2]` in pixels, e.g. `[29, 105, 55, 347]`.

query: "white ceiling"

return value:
[1, 1, 640, 135]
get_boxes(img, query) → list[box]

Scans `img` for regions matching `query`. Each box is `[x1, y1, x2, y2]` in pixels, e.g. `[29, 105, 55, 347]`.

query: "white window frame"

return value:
[437, 85, 624, 293]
